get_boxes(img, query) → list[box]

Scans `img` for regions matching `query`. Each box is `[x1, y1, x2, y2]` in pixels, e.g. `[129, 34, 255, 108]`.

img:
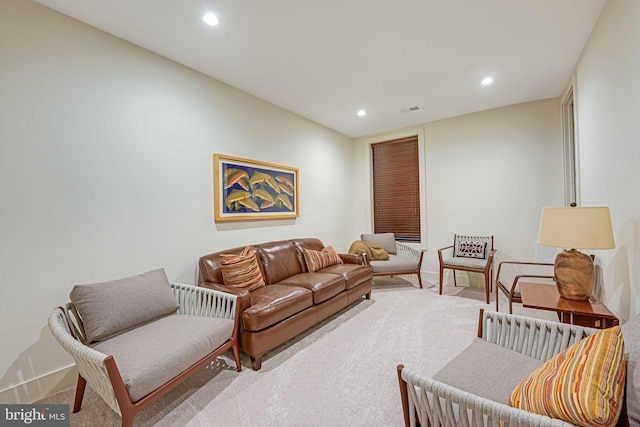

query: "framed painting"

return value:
[213, 154, 299, 221]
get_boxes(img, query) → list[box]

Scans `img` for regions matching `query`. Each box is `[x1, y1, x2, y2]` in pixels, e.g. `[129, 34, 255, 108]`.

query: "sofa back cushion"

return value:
[254, 240, 303, 284]
[70, 268, 179, 343]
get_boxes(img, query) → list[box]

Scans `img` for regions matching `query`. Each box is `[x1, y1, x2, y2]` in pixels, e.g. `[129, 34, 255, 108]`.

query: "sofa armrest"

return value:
[478, 309, 597, 362]
[340, 253, 364, 265]
[397, 364, 574, 427]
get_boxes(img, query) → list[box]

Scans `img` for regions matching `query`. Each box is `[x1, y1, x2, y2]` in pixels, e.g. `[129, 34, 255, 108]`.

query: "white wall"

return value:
[355, 99, 564, 284]
[0, 0, 355, 403]
[572, 0, 640, 320]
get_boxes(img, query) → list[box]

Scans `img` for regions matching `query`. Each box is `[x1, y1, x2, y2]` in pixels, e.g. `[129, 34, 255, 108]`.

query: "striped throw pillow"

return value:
[303, 246, 344, 272]
[220, 245, 265, 291]
[509, 326, 625, 427]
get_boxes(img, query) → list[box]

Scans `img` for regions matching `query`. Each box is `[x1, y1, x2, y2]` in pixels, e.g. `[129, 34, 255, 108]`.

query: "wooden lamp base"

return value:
[554, 249, 594, 301]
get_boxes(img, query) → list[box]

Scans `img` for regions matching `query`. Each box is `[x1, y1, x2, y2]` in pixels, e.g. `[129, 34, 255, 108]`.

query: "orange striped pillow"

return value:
[220, 245, 265, 291]
[303, 246, 344, 272]
[509, 326, 625, 427]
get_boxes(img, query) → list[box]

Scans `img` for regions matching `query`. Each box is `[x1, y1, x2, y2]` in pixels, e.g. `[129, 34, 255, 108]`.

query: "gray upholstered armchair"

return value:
[358, 233, 424, 288]
[48, 269, 241, 427]
[397, 309, 637, 427]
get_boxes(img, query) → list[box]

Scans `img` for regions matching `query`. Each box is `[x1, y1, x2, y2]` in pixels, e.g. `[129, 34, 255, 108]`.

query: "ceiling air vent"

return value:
[401, 105, 421, 113]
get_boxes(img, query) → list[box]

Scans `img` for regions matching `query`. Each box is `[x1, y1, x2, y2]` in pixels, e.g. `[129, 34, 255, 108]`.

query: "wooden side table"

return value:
[519, 281, 619, 329]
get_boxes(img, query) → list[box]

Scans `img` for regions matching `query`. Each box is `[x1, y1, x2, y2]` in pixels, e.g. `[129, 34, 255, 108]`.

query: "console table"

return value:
[519, 281, 619, 329]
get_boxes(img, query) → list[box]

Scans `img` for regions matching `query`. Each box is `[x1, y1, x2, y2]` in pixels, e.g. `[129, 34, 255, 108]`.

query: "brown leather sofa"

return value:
[199, 238, 373, 370]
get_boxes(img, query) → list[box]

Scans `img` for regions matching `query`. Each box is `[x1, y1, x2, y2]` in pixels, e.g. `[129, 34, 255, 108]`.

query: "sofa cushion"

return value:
[279, 272, 345, 304]
[433, 338, 543, 404]
[303, 246, 343, 272]
[509, 326, 626, 427]
[243, 284, 313, 331]
[254, 240, 303, 284]
[70, 268, 179, 343]
[92, 314, 234, 402]
[622, 313, 640, 426]
[319, 263, 373, 290]
[361, 233, 397, 255]
[369, 254, 419, 274]
[455, 240, 487, 259]
[220, 245, 265, 291]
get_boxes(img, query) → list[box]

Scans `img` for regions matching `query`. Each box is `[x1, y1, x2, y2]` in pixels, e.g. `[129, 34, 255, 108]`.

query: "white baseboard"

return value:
[0, 364, 77, 404]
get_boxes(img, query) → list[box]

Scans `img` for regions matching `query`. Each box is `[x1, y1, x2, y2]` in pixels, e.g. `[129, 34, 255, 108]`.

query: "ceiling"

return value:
[34, 0, 606, 138]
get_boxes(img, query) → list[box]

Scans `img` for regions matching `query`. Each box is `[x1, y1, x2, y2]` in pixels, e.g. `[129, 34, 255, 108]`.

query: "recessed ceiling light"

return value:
[357, 110, 367, 117]
[203, 12, 219, 26]
[481, 77, 494, 86]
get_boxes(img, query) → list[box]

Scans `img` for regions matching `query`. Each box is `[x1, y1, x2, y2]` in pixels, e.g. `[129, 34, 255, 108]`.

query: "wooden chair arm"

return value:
[437, 245, 454, 263]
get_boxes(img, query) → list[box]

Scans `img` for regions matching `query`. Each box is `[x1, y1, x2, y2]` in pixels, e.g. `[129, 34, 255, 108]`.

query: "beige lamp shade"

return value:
[537, 206, 615, 250]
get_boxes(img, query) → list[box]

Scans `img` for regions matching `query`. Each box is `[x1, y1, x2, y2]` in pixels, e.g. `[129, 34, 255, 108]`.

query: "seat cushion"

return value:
[319, 264, 373, 289]
[369, 254, 419, 274]
[70, 269, 180, 343]
[279, 272, 345, 304]
[433, 338, 543, 404]
[92, 314, 234, 402]
[509, 326, 625, 427]
[442, 256, 488, 270]
[243, 284, 313, 331]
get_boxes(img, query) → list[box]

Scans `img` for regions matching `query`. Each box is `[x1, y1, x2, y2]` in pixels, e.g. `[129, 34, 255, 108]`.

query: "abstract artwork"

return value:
[213, 154, 299, 221]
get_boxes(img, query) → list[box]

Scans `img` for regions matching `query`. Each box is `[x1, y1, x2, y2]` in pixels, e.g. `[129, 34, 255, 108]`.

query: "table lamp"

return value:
[537, 206, 615, 300]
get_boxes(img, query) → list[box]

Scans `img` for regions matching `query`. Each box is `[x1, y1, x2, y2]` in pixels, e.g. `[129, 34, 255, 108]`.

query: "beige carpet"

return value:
[38, 277, 557, 426]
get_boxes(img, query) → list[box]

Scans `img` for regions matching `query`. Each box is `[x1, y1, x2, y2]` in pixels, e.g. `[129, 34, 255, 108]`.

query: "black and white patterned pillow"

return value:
[455, 241, 487, 259]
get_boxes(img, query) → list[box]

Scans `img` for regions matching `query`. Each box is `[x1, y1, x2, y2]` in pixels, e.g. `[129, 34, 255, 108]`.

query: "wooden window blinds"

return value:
[371, 136, 421, 242]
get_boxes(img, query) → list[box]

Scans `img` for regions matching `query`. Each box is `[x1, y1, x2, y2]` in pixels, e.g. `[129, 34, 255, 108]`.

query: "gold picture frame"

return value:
[213, 154, 299, 221]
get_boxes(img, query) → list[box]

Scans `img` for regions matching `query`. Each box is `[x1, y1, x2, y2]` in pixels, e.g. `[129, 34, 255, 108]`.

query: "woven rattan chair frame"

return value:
[438, 235, 496, 303]
[48, 282, 241, 427]
[397, 310, 596, 427]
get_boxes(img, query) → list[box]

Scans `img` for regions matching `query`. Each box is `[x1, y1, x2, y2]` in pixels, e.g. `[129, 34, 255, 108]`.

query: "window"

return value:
[371, 136, 421, 242]
[562, 83, 579, 206]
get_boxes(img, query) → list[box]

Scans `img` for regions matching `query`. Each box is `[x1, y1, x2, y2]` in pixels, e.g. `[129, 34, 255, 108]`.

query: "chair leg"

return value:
[416, 271, 423, 289]
[397, 365, 410, 427]
[496, 287, 499, 312]
[439, 265, 444, 295]
[120, 409, 135, 427]
[453, 270, 457, 287]
[232, 344, 242, 372]
[73, 375, 87, 413]
[484, 274, 490, 304]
